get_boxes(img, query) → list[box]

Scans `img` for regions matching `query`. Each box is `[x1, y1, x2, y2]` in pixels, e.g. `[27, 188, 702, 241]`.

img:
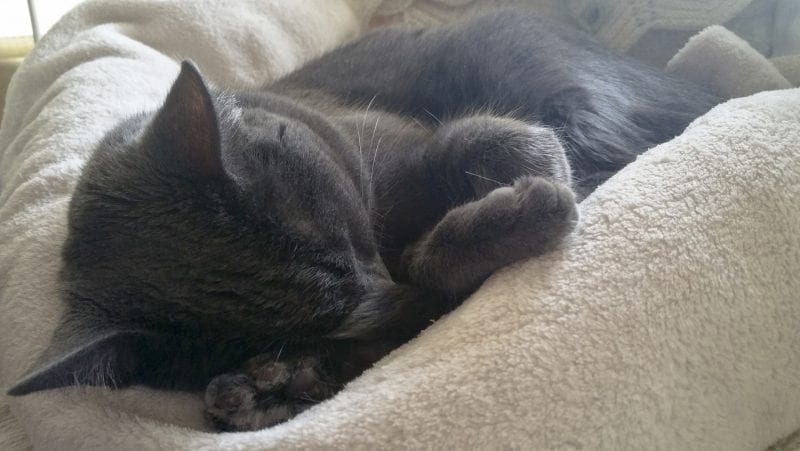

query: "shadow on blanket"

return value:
[0, 1, 798, 449]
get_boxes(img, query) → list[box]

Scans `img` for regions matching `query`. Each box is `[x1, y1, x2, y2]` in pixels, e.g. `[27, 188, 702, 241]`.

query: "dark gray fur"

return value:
[7, 11, 718, 431]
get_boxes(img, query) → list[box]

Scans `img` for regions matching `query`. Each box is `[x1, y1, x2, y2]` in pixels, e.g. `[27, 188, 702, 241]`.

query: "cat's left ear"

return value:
[149, 60, 225, 178]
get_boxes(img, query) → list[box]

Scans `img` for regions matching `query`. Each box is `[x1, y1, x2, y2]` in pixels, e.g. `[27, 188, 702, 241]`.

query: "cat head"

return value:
[8, 61, 389, 395]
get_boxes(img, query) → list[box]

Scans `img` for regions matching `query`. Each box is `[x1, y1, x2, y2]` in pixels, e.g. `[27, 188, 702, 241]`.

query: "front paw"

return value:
[433, 115, 572, 199]
[205, 353, 334, 432]
[504, 175, 578, 254]
[403, 175, 577, 293]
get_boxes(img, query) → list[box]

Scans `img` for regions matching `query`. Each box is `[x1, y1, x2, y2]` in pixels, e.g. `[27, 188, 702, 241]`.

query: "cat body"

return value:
[8, 11, 718, 431]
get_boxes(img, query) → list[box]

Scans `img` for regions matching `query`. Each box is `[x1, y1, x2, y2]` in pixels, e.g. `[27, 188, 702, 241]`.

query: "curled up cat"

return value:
[6, 10, 719, 431]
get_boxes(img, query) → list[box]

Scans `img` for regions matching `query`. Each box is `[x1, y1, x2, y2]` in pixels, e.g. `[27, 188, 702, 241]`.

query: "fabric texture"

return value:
[377, 0, 800, 69]
[666, 25, 792, 98]
[0, 0, 798, 449]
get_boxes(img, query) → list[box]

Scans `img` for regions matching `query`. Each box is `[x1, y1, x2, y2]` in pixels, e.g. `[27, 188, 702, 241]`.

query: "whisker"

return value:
[367, 134, 384, 207]
[370, 112, 380, 149]
[356, 122, 363, 198]
[423, 108, 443, 125]
[411, 117, 431, 132]
[358, 95, 378, 200]
[464, 171, 503, 186]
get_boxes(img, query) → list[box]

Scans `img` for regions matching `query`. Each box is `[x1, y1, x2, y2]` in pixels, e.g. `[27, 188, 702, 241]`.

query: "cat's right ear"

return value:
[6, 315, 156, 396]
[148, 60, 225, 179]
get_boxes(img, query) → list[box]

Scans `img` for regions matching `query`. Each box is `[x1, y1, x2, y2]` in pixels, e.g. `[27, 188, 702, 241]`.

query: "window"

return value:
[0, 1, 34, 58]
[1, 0, 85, 43]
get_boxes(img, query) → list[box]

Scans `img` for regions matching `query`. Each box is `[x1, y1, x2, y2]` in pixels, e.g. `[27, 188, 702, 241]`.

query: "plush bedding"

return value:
[0, 0, 798, 449]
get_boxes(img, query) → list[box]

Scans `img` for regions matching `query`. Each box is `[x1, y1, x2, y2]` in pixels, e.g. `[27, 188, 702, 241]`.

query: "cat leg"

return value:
[402, 175, 577, 293]
[375, 114, 574, 278]
[426, 115, 573, 201]
[204, 352, 336, 431]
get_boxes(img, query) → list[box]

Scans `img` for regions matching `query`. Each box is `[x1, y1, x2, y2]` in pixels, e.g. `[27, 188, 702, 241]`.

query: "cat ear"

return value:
[149, 60, 224, 178]
[6, 318, 155, 396]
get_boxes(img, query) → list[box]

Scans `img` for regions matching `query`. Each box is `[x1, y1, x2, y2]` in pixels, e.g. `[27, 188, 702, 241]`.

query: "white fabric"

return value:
[667, 25, 792, 98]
[564, 0, 754, 51]
[373, 0, 800, 70]
[1, 0, 799, 449]
[0, 401, 29, 451]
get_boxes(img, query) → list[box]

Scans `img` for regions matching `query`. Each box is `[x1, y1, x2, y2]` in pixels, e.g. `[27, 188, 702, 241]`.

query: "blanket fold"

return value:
[1, 0, 798, 449]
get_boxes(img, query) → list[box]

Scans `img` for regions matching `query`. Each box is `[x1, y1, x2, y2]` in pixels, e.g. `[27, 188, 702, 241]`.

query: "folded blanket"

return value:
[1, 0, 798, 449]
[667, 26, 792, 98]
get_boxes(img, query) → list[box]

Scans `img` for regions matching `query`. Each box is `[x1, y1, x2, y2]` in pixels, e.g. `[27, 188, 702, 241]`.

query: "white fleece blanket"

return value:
[1, 1, 799, 450]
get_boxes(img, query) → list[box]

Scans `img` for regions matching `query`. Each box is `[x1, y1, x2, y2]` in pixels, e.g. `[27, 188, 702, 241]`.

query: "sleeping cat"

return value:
[7, 10, 719, 431]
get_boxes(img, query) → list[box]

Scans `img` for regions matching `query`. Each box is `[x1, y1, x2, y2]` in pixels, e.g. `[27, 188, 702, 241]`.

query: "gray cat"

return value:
[7, 10, 718, 431]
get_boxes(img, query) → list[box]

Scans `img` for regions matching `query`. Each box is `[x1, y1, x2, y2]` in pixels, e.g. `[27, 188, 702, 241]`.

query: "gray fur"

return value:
[8, 11, 718, 431]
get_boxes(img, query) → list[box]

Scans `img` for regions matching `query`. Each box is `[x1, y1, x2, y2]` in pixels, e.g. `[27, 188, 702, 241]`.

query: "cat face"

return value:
[74, 62, 388, 337]
[8, 62, 387, 395]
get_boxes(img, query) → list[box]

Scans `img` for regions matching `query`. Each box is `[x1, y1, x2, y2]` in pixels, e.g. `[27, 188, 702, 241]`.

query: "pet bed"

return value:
[1, 0, 798, 449]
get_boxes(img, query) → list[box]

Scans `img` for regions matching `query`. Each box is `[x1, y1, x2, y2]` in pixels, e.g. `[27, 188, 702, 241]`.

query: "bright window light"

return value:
[30, 0, 85, 39]
[0, 1, 33, 38]
[0, 0, 84, 40]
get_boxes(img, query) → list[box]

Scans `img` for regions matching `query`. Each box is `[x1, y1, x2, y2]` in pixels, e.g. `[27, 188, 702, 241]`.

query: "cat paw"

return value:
[505, 175, 578, 254]
[433, 115, 572, 199]
[403, 175, 577, 293]
[204, 353, 334, 431]
[466, 174, 577, 262]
